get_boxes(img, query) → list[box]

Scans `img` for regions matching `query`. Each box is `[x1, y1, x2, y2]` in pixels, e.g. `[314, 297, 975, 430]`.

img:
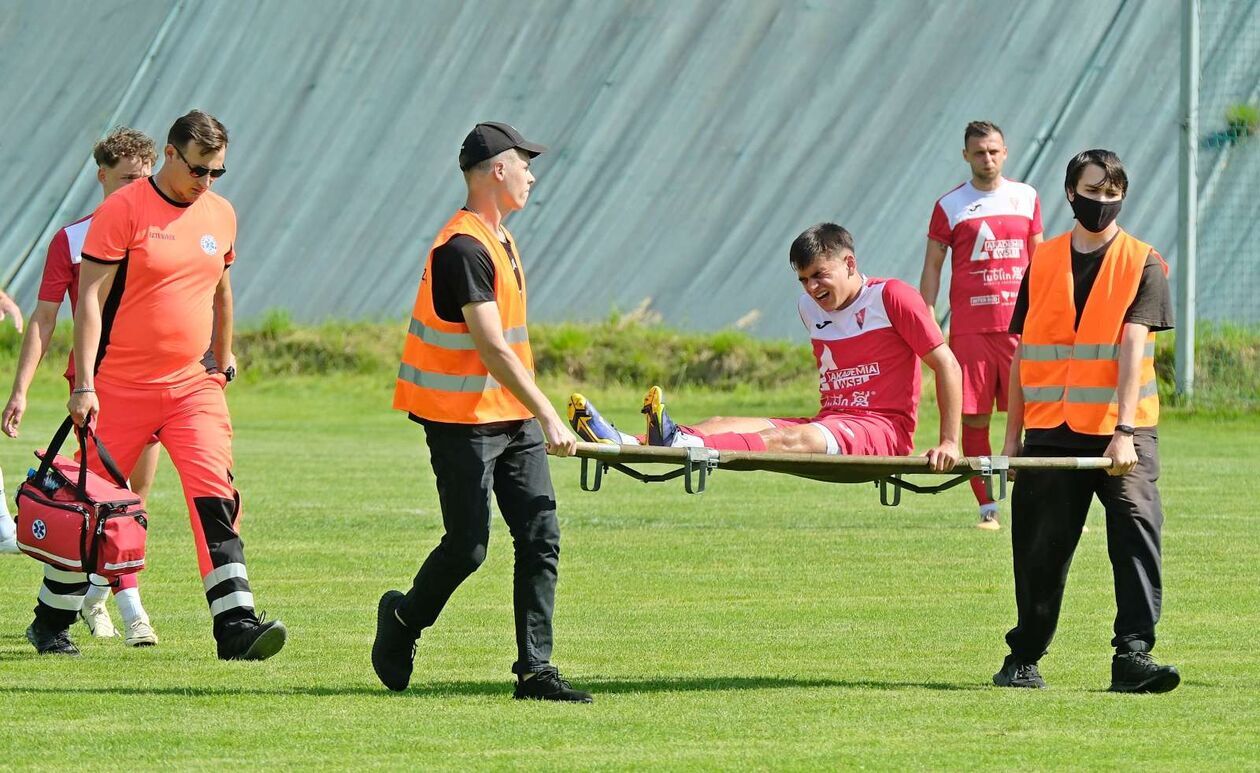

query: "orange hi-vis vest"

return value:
[1020, 229, 1160, 434]
[393, 210, 534, 424]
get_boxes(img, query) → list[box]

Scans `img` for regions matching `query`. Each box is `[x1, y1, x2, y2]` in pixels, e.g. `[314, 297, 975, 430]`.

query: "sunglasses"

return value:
[174, 145, 227, 179]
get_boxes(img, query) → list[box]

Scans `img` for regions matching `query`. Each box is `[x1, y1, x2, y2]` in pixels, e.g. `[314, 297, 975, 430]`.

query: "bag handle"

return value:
[36, 416, 130, 497]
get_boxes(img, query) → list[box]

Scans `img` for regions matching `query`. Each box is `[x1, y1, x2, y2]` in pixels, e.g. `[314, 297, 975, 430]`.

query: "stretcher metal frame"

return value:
[572, 442, 1112, 506]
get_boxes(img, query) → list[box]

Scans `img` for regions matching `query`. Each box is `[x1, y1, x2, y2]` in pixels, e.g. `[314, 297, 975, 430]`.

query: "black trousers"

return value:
[398, 418, 561, 675]
[1005, 434, 1164, 662]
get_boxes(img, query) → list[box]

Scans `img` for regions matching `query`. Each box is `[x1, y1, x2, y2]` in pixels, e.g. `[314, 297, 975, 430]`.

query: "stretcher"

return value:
[570, 442, 1112, 506]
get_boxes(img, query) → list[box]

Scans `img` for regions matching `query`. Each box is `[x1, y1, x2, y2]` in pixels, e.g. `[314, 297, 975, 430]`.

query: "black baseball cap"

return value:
[458, 122, 547, 171]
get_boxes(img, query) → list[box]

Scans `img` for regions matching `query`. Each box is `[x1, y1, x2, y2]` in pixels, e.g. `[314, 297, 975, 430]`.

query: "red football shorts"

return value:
[770, 412, 911, 456]
[949, 332, 1019, 415]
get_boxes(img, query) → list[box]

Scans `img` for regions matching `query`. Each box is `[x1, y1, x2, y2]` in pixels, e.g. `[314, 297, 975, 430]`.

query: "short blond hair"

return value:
[93, 126, 157, 168]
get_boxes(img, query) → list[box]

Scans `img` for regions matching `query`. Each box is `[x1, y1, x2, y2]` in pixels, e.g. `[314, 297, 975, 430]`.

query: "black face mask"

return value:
[1069, 193, 1123, 233]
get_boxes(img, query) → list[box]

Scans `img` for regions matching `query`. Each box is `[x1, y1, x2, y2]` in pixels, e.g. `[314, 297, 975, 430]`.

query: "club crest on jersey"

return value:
[200, 234, 218, 256]
[855, 309, 867, 329]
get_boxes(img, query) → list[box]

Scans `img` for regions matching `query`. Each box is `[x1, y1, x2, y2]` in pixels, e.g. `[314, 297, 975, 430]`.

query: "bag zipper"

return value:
[15, 488, 91, 518]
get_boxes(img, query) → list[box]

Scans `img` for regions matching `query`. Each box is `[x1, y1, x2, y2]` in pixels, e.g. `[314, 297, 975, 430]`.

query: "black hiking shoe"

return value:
[372, 590, 418, 692]
[514, 667, 594, 703]
[216, 616, 287, 661]
[992, 654, 1046, 688]
[1109, 651, 1180, 693]
[26, 621, 80, 656]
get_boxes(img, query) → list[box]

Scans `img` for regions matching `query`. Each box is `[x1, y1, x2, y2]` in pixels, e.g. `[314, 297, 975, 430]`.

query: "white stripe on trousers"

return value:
[202, 562, 248, 591]
[209, 591, 255, 617]
[39, 583, 87, 611]
[44, 565, 89, 584]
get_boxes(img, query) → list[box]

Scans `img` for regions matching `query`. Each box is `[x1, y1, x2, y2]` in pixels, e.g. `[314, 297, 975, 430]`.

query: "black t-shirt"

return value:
[429, 233, 523, 324]
[1009, 234, 1174, 449]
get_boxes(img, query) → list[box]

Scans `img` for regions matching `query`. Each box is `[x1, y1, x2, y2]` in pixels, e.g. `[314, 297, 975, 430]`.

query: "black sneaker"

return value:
[372, 590, 418, 692]
[26, 621, 80, 656]
[514, 666, 594, 703]
[992, 654, 1046, 688]
[216, 617, 287, 661]
[1109, 651, 1180, 693]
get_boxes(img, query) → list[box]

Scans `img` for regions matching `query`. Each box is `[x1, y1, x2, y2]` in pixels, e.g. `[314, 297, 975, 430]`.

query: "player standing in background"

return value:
[921, 121, 1043, 530]
[3, 128, 159, 645]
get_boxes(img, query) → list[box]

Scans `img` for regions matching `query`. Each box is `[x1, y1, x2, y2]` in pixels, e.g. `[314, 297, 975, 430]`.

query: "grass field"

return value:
[0, 371, 1257, 769]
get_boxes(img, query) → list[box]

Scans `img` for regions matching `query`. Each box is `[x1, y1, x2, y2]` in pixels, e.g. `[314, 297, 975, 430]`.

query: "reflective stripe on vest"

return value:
[398, 363, 496, 393]
[1021, 341, 1155, 362]
[1024, 380, 1159, 404]
[1018, 229, 1162, 434]
[407, 317, 529, 351]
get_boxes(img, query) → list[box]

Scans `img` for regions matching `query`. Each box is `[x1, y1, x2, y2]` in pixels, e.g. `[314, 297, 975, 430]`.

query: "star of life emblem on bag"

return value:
[32, 519, 46, 540]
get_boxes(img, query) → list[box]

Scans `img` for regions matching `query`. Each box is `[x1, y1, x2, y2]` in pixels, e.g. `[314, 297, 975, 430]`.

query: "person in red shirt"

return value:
[23, 111, 286, 661]
[3, 128, 159, 644]
[921, 121, 1043, 529]
[571, 223, 962, 470]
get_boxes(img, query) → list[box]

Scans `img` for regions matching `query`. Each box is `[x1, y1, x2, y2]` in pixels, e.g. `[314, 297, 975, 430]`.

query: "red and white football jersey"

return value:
[38, 214, 91, 312]
[37, 215, 92, 381]
[928, 178, 1042, 334]
[797, 277, 945, 439]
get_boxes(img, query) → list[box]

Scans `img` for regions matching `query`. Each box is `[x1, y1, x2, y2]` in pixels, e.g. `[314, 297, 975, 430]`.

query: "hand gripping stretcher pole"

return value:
[569, 442, 1113, 506]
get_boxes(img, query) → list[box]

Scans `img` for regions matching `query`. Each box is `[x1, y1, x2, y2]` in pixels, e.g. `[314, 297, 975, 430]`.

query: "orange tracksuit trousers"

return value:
[33, 371, 258, 641]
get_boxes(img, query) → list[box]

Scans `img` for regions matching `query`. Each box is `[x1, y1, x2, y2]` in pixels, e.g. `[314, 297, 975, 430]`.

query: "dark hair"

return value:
[93, 126, 156, 168]
[964, 120, 1003, 145]
[167, 110, 229, 153]
[1065, 149, 1128, 196]
[789, 223, 855, 271]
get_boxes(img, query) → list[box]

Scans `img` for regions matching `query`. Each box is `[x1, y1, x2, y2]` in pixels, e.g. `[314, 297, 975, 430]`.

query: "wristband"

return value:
[1114, 424, 1136, 436]
[71, 387, 96, 395]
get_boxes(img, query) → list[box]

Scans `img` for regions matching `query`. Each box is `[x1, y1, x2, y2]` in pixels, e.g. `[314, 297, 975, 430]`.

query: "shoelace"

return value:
[51, 630, 75, 650]
[533, 667, 572, 690]
[1122, 652, 1154, 666]
[1015, 663, 1040, 680]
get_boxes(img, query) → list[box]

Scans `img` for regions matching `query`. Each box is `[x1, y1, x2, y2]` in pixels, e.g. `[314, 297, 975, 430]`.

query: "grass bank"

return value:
[1, 311, 1254, 413]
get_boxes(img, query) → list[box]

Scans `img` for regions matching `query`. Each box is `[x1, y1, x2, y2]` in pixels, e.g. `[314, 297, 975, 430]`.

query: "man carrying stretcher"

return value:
[570, 223, 963, 472]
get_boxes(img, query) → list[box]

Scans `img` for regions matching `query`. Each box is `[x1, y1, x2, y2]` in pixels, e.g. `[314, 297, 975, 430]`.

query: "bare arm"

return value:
[921, 342, 962, 471]
[919, 239, 949, 321]
[0, 290, 22, 332]
[213, 269, 235, 374]
[67, 260, 119, 425]
[463, 301, 577, 456]
[1101, 322, 1149, 476]
[1002, 347, 1025, 456]
[3, 301, 61, 437]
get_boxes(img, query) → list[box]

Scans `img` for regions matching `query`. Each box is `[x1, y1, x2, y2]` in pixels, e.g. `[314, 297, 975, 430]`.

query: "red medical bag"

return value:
[14, 417, 148, 579]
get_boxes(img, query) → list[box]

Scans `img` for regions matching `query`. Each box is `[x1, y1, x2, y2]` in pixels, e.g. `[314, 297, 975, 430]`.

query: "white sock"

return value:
[671, 431, 705, 448]
[84, 577, 111, 606]
[0, 482, 15, 541]
[115, 587, 146, 625]
[615, 430, 641, 445]
[980, 502, 1000, 519]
